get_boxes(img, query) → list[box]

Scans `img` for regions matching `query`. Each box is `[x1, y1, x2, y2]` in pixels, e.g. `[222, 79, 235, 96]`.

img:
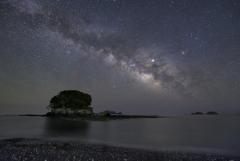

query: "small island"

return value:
[206, 111, 218, 115]
[45, 90, 161, 120]
[191, 112, 204, 115]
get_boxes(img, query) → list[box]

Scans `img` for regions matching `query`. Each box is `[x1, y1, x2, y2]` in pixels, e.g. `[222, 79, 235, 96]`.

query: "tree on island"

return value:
[46, 90, 92, 111]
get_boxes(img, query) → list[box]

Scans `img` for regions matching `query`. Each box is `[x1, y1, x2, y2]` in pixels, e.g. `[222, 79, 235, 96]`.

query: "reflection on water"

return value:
[0, 115, 240, 156]
[44, 118, 89, 138]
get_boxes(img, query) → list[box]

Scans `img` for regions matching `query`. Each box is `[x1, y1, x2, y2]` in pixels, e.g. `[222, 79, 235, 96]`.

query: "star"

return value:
[0, 0, 239, 115]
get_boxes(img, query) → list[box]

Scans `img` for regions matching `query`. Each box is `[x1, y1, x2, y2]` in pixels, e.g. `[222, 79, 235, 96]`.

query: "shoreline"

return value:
[13, 114, 163, 121]
[0, 138, 239, 161]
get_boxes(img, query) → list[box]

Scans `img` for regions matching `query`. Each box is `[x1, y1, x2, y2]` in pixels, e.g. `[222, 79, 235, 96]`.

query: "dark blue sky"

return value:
[0, 0, 240, 115]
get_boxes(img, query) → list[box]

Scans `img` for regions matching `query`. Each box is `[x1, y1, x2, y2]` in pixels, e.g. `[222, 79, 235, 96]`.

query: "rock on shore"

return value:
[0, 138, 239, 161]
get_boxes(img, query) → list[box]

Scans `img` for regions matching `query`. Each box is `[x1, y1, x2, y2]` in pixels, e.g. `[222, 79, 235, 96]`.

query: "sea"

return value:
[0, 115, 240, 156]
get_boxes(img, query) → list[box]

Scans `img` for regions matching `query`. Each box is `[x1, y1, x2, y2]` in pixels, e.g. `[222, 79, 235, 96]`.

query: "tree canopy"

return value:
[47, 90, 92, 110]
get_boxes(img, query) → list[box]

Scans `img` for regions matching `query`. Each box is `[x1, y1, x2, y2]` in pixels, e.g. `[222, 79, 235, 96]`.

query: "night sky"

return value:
[0, 0, 240, 115]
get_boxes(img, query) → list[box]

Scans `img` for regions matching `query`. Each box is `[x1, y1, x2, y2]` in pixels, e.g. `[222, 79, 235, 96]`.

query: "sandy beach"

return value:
[0, 138, 239, 161]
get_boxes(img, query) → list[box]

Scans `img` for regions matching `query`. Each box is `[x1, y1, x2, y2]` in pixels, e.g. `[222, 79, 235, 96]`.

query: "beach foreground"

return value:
[0, 138, 239, 161]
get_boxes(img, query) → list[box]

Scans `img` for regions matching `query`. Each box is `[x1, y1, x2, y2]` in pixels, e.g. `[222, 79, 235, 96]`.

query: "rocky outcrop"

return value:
[100, 110, 111, 116]
[109, 111, 122, 115]
[96, 111, 122, 115]
[46, 108, 93, 117]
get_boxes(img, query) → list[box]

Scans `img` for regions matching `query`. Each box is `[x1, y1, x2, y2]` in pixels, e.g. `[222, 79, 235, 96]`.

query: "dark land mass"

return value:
[191, 112, 204, 115]
[95, 111, 122, 115]
[0, 138, 239, 161]
[17, 114, 162, 121]
[18, 114, 46, 117]
[64, 115, 162, 121]
[206, 111, 218, 115]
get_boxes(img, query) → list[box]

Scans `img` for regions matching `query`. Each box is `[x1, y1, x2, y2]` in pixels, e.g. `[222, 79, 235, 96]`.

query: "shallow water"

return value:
[0, 115, 240, 156]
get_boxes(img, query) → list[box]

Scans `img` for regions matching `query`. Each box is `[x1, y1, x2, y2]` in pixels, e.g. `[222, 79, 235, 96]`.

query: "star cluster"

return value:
[0, 0, 240, 115]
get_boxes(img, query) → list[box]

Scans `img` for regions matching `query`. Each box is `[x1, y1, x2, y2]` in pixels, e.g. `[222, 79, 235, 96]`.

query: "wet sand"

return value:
[0, 138, 239, 161]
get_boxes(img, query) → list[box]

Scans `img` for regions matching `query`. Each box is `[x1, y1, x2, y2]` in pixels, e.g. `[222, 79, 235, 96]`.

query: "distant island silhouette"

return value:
[191, 111, 218, 115]
[191, 112, 204, 115]
[206, 111, 218, 115]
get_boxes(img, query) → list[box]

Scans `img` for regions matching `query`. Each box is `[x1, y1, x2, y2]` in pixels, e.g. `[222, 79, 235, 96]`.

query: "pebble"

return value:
[0, 139, 239, 161]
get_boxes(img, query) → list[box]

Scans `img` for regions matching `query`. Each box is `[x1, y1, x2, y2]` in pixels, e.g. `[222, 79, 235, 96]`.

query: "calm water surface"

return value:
[0, 115, 240, 156]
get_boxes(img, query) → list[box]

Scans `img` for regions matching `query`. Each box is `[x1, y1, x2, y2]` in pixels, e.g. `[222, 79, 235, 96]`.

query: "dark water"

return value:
[0, 115, 240, 156]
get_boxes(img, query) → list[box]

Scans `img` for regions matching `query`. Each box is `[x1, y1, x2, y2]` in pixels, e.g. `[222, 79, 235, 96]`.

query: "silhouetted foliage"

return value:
[47, 90, 92, 110]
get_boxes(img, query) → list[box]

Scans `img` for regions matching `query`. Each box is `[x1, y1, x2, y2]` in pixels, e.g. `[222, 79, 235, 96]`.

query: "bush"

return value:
[47, 90, 92, 110]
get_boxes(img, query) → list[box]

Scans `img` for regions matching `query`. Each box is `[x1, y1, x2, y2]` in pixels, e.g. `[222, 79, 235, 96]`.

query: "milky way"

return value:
[1, 0, 240, 115]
